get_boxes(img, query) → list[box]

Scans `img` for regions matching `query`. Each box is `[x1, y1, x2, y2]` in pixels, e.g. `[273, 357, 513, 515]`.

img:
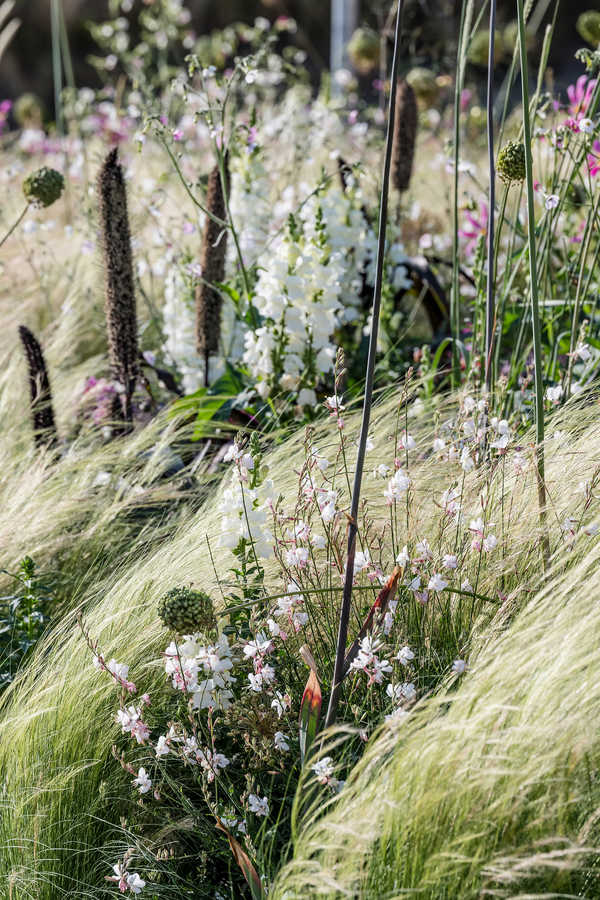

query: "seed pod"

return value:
[22, 167, 64, 208]
[391, 80, 418, 194]
[497, 140, 526, 184]
[158, 587, 216, 635]
[97, 147, 138, 425]
[196, 160, 229, 384]
[18, 325, 58, 450]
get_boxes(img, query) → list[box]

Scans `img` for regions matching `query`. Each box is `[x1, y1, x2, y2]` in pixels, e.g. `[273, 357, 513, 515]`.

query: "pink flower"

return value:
[459, 202, 488, 256]
[566, 75, 597, 125]
[588, 140, 600, 178]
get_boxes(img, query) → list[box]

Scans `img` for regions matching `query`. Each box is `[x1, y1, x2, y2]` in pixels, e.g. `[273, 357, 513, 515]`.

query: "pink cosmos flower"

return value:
[459, 201, 488, 257]
[564, 76, 597, 130]
[588, 140, 600, 178]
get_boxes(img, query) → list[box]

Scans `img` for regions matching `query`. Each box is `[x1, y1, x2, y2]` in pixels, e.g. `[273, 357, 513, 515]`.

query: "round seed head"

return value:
[577, 11, 600, 48]
[497, 141, 526, 185]
[23, 167, 65, 208]
[158, 587, 216, 635]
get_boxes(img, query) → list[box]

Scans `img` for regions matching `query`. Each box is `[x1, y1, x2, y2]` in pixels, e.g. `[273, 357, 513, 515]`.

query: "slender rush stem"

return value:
[484, 0, 497, 395]
[324, 0, 404, 730]
[0, 205, 28, 249]
[516, 0, 548, 561]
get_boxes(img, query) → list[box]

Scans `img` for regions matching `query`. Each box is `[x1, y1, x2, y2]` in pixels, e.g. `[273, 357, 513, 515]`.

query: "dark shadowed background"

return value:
[0, 0, 594, 112]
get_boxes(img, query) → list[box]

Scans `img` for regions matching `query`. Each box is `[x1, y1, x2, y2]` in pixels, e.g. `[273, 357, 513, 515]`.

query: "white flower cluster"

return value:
[164, 633, 235, 709]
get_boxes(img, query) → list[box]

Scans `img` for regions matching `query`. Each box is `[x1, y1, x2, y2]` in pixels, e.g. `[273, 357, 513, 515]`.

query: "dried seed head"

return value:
[391, 80, 418, 194]
[196, 160, 229, 380]
[97, 147, 138, 423]
[497, 140, 526, 184]
[18, 325, 58, 450]
[22, 167, 64, 208]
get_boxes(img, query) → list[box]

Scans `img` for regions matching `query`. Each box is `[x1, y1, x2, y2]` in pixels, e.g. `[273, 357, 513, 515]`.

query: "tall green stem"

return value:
[484, 0, 497, 396]
[516, 0, 548, 561]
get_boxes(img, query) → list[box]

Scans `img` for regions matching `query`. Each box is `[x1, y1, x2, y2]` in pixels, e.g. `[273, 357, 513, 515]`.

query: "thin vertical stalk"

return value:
[516, 0, 549, 561]
[324, 0, 404, 730]
[50, 0, 63, 135]
[450, 0, 475, 387]
[485, 0, 497, 395]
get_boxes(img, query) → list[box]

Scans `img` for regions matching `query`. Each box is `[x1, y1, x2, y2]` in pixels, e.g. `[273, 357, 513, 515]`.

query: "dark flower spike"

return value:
[97, 147, 138, 427]
[196, 158, 229, 386]
[391, 79, 418, 193]
[18, 324, 58, 451]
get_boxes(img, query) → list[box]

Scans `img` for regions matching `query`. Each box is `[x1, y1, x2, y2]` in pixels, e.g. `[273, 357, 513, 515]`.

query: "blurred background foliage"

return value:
[0, 0, 595, 118]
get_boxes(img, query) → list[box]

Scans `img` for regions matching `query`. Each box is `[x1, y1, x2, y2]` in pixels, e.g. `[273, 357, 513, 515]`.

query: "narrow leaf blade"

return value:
[215, 819, 265, 899]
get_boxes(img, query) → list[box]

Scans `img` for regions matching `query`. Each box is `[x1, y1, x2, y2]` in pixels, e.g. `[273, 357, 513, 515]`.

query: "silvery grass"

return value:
[1, 378, 598, 895]
[271, 431, 600, 897]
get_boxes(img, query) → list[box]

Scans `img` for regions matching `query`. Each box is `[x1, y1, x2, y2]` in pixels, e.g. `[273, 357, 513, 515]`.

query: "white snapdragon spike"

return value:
[218, 478, 273, 560]
[248, 793, 269, 816]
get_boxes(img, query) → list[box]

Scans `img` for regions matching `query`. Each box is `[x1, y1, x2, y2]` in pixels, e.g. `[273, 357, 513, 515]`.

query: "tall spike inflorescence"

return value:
[196, 159, 229, 386]
[97, 147, 138, 426]
[391, 79, 417, 194]
[18, 325, 58, 451]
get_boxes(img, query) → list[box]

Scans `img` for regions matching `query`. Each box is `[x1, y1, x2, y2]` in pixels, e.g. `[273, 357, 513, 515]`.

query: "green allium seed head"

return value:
[405, 67, 439, 106]
[347, 28, 380, 74]
[14, 93, 44, 128]
[497, 141, 526, 184]
[158, 587, 216, 635]
[577, 11, 600, 48]
[23, 167, 65, 208]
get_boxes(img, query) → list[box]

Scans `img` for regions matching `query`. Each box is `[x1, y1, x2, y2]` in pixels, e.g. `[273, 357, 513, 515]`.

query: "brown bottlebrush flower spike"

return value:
[18, 325, 58, 450]
[391, 80, 418, 194]
[97, 147, 138, 424]
[196, 160, 228, 385]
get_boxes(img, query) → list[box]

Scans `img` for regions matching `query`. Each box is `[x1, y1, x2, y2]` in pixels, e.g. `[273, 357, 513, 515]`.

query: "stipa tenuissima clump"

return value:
[97, 147, 138, 427]
[391, 80, 418, 194]
[158, 587, 216, 635]
[18, 324, 58, 450]
[196, 159, 229, 386]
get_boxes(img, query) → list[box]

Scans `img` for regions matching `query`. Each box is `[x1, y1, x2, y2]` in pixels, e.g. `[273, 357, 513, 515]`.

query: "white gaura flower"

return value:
[248, 793, 270, 816]
[396, 645, 414, 665]
[384, 468, 410, 504]
[396, 545, 410, 567]
[546, 384, 563, 403]
[133, 767, 152, 794]
[274, 731, 290, 752]
[452, 658, 467, 674]
[428, 573, 448, 593]
[442, 554, 458, 569]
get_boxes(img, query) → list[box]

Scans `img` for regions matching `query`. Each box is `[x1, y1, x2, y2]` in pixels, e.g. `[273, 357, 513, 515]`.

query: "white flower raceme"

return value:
[218, 476, 274, 560]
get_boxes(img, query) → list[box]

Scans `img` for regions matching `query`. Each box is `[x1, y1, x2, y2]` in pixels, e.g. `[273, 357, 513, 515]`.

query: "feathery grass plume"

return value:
[17, 325, 57, 450]
[0, 382, 598, 895]
[97, 147, 138, 426]
[196, 159, 229, 387]
[391, 80, 417, 194]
